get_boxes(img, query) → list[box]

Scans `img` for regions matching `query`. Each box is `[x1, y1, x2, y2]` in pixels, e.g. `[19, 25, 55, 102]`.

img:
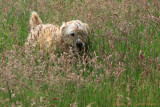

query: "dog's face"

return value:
[60, 20, 89, 53]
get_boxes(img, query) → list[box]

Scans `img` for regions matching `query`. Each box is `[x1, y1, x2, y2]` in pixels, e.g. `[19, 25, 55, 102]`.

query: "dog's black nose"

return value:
[76, 41, 83, 50]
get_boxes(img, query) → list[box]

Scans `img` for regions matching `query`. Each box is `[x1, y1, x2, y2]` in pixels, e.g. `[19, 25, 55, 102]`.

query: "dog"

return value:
[25, 11, 89, 54]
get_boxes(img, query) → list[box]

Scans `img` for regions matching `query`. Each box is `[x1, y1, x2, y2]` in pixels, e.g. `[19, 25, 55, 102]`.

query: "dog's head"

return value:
[60, 20, 89, 53]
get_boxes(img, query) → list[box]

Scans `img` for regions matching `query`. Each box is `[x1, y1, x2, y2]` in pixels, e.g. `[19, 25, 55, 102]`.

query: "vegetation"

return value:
[0, 0, 160, 106]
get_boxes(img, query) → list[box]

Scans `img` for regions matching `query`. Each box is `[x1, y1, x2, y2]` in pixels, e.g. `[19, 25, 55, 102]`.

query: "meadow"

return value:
[0, 0, 160, 106]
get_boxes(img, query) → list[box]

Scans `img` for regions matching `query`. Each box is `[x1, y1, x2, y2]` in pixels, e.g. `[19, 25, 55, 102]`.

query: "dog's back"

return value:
[26, 12, 62, 52]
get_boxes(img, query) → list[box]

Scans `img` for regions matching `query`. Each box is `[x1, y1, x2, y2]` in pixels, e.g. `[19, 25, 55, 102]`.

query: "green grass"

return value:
[0, 0, 160, 106]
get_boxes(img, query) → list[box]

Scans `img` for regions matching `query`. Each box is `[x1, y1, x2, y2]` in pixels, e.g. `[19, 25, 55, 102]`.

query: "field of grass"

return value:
[0, 0, 160, 106]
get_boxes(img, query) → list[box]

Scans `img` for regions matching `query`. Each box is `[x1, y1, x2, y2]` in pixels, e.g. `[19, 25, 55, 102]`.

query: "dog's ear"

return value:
[83, 23, 89, 33]
[60, 22, 66, 32]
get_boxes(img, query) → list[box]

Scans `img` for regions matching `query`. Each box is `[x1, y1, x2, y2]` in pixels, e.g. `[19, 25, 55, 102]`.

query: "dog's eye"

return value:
[70, 33, 75, 37]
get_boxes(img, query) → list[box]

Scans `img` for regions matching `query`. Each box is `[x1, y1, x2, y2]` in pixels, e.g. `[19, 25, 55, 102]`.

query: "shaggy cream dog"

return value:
[26, 11, 89, 53]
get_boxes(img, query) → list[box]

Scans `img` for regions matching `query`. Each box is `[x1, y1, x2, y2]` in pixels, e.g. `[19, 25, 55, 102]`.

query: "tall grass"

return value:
[0, 0, 160, 106]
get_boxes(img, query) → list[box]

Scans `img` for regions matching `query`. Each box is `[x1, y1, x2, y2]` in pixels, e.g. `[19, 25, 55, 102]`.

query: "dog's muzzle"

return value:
[76, 38, 85, 51]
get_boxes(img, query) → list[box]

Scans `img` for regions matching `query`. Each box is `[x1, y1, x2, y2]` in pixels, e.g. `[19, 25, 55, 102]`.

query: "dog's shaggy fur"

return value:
[26, 11, 89, 53]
